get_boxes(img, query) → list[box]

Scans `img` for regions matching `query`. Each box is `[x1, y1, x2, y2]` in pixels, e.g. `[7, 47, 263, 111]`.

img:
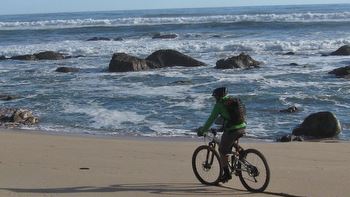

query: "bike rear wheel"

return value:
[237, 149, 270, 192]
[192, 145, 222, 185]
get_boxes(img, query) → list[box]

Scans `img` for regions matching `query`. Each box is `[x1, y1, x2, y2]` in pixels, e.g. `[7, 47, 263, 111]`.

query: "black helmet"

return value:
[212, 87, 227, 98]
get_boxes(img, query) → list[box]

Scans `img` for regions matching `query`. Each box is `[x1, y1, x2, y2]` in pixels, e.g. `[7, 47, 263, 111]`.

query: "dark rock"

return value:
[0, 108, 39, 126]
[64, 55, 85, 59]
[113, 37, 123, 41]
[330, 45, 350, 56]
[109, 53, 158, 72]
[280, 106, 299, 113]
[0, 94, 18, 101]
[292, 111, 341, 138]
[289, 63, 299, 66]
[169, 80, 193, 85]
[277, 134, 304, 142]
[11, 51, 65, 61]
[215, 53, 261, 69]
[55, 67, 80, 73]
[11, 54, 37, 61]
[283, 52, 295, 55]
[146, 49, 206, 68]
[152, 33, 178, 39]
[87, 37, 112, 41]
[328, 65, 350, 78]
[0, 55, 6, 60]
[34, 51, 65, 60]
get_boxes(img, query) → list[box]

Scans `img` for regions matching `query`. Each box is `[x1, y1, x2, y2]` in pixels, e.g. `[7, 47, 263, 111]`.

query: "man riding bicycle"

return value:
[197, 87, 246, 183]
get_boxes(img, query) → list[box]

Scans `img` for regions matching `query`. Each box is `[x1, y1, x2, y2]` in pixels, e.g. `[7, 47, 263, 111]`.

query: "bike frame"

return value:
[205, 129, 254, 178]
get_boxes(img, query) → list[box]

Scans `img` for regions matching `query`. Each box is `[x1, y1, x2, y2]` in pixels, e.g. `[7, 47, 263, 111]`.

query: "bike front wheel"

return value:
[192, 145, 222, 185]
[237, 149, 270, 192]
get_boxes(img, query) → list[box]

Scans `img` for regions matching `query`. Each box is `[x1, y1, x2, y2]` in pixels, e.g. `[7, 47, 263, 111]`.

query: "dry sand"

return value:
[0, 129, 349, 197]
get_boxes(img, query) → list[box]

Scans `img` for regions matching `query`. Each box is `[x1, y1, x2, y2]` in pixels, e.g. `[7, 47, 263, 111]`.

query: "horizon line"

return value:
[0, 3, 349, 17]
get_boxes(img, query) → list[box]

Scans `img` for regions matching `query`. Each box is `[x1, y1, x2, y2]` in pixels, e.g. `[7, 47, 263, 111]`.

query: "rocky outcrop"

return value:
[328, 65, 350, 78]
[0, 108, 39, 127]
[0, 94, 18, 101]
[215, 53, 261, 69]
[0, 55, 6, 60]
[330, 45, 350, 56]
[55, 67, 80, 73]
[146, 49, 206, 68]
[109, 53, 158, 72]
[292, 111, 341, 138]
[276, 134, 303, 142]
[152, 33, 178, 39]
[109, 50, 206, 72]
[11, 51, 65, 61]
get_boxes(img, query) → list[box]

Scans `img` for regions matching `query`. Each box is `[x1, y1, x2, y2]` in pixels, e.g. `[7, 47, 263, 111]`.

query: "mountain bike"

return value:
[192, 127, 270, 192]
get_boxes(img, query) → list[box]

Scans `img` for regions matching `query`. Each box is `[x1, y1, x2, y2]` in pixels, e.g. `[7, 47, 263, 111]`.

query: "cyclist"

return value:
[197, 87, 246, 183]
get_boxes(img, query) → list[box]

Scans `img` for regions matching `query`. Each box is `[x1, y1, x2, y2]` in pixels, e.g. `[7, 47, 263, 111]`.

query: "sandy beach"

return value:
[0, 129, 349, 197]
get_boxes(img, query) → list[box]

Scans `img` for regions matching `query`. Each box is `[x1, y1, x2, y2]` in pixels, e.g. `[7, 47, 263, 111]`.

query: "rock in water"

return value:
[11, 54, 37, 60]
[328, 66, 350, 78]
[292, 111, 341, 138]
[330, 45, 350, 56]
[0, 108, 39, 126]
[55, 67, 80, 73]
[146, 49, 206, 68]
[34, 51, 65, 60]
[215, 53, 261, 69]
[152, 33, 178, 39]
[11, 51, 65, 60]
[109, 53, 157, 72]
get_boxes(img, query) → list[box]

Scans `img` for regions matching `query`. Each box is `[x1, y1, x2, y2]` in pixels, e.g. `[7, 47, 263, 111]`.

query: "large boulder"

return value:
[146, 49, 206, 68]
[292, 111, 341, 138]
[0, 108, 39, 126]
[328, 65, 350, 78]
[330, 45, 350, 56]
[215, 53, 261, 69]
[109, 53, 157, 72]
[0, 55, 6, 60]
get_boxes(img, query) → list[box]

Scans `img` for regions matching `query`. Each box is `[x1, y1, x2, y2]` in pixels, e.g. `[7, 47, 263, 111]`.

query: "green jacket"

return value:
[201, 96, 246, 132]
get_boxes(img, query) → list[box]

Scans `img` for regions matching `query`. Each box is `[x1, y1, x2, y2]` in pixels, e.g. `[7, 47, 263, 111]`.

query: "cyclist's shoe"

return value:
[220, 173, 232, 183]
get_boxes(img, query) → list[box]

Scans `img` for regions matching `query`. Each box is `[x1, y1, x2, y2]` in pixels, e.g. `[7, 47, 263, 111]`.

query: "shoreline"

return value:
[1, 128, 350, 196]
[2, 127, 348, 144]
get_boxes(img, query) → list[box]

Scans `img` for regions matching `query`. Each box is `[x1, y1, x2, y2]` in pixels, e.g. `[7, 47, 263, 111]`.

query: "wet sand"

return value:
[0, 129, 349, 197]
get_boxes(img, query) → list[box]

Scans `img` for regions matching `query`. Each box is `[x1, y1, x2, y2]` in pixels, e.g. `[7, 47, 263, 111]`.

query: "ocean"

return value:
[0, 4, 349, 140]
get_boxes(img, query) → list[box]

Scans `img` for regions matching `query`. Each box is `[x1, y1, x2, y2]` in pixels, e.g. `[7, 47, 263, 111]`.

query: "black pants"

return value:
[219, 128, 245, 157]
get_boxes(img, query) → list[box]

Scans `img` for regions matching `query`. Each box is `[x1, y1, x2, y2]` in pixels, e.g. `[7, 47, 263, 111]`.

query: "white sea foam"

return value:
[1, 37, 350, 59]
[63, 102, 145, 129]
[1, 12, 350, 30]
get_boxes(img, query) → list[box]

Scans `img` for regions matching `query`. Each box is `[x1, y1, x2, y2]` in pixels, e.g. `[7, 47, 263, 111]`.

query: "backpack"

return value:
[224, 97, 246, 125]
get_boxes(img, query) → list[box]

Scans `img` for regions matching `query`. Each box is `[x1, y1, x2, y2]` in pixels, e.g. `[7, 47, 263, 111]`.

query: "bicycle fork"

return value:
[204, 143, 216, 169]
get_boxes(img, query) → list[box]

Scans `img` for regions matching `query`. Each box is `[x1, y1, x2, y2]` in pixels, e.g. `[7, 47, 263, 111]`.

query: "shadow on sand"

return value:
[1, 183, 304, 197]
